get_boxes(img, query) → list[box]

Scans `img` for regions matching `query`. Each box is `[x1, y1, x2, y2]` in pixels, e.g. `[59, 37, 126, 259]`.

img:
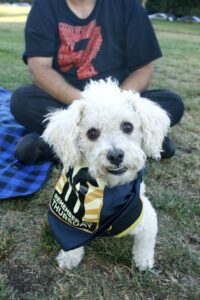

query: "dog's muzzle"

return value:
[106, 166, 128, 175]
[106, 149, 127, 175]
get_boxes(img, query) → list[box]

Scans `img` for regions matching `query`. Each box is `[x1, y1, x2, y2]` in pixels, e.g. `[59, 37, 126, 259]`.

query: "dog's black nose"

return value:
[107, 149, 124, 165]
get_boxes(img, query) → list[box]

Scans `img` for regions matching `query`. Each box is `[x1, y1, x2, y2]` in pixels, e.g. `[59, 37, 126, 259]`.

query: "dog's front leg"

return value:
[56, 247, 84, 270]
[130, 196, 158, 271]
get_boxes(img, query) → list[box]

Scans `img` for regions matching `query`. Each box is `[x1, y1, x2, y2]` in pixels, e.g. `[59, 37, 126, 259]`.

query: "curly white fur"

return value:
[56, 247, 84, 270]
[42, 78, 170, 271]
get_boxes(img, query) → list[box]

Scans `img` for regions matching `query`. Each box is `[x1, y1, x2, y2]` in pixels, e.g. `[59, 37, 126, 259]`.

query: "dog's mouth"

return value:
[106, 166, 128, 175]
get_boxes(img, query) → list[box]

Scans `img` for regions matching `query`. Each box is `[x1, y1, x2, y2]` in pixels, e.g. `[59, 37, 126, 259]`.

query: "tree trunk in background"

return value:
[141, 0, 148, 8]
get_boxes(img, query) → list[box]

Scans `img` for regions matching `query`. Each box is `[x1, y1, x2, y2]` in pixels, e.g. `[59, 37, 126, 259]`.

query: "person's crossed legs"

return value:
[10, 85, 184, 164]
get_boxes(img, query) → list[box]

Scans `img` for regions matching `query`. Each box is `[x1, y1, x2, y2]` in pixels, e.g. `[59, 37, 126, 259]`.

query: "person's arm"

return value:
[28, 57, 81, 105]
[120, 62, 153, 93]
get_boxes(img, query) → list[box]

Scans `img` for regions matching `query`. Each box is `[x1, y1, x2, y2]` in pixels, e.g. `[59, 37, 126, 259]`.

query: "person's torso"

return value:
[48, 0, 132, 89]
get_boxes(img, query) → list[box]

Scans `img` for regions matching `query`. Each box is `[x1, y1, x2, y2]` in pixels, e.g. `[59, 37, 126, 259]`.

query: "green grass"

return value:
[153, 19, 200, 35]
[0, 5, 200, 300]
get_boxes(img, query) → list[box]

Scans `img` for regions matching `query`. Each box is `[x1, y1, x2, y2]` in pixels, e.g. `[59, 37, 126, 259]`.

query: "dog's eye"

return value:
[87, 128, 100, 141]
[121, 122, 134, 134]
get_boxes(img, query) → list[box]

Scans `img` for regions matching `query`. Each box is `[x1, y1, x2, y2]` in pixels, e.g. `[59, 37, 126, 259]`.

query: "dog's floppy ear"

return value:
[125, 91, 170, 159]
[42, 100, 85, 168]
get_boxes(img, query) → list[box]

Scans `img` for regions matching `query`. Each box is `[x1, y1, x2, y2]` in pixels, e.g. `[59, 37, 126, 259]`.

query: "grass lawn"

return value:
[0, 5, 200, 300]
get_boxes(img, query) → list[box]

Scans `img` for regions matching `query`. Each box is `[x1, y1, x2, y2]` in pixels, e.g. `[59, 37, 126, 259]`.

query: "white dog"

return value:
[42, 79, 170, 271]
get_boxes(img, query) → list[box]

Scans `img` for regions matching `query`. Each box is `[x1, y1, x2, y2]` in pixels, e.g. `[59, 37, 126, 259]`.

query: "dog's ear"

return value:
[42, 100, 85, 168]
[125, 91, 170, 159]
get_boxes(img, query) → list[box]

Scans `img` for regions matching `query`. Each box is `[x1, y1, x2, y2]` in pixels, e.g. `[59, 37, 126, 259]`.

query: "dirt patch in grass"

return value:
[4, 263, 53, 295]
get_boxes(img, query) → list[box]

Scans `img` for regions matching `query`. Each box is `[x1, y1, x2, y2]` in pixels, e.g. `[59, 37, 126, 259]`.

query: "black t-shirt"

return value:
[24, 0, 162, 90]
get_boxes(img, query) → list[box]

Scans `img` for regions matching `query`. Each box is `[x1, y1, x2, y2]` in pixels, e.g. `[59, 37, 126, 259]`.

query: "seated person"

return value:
[10, 0, 184, 163]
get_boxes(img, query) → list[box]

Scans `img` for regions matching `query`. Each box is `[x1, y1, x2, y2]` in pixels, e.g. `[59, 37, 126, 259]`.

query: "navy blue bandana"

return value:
[48, 165, 144, 251]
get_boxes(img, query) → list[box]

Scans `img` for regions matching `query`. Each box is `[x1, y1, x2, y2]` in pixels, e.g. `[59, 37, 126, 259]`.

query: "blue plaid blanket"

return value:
[0, 87, 52, 200]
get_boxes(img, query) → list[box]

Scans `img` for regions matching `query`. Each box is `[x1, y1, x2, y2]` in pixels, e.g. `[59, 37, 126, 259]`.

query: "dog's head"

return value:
[42, 79, 170, 187]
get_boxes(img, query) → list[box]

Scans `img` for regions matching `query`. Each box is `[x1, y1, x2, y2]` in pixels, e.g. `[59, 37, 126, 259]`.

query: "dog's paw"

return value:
[134, 252, 154, 271]
[56, 247, 84, 270]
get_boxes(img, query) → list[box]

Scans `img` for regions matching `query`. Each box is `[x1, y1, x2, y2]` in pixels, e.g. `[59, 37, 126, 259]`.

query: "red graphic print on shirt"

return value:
[58, 20, 103, 80]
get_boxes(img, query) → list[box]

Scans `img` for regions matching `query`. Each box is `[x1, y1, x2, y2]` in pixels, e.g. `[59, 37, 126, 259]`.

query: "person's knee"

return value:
[170, 93, 185, 126]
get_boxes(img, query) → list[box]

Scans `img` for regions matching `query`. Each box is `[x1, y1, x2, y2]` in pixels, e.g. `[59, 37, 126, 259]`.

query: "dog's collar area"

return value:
[48, 164, 146, 251]
[67, 163, 145, 186]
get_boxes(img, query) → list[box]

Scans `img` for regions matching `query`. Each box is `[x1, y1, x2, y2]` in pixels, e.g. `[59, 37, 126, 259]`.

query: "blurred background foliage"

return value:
[144, 0, 200, 16]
